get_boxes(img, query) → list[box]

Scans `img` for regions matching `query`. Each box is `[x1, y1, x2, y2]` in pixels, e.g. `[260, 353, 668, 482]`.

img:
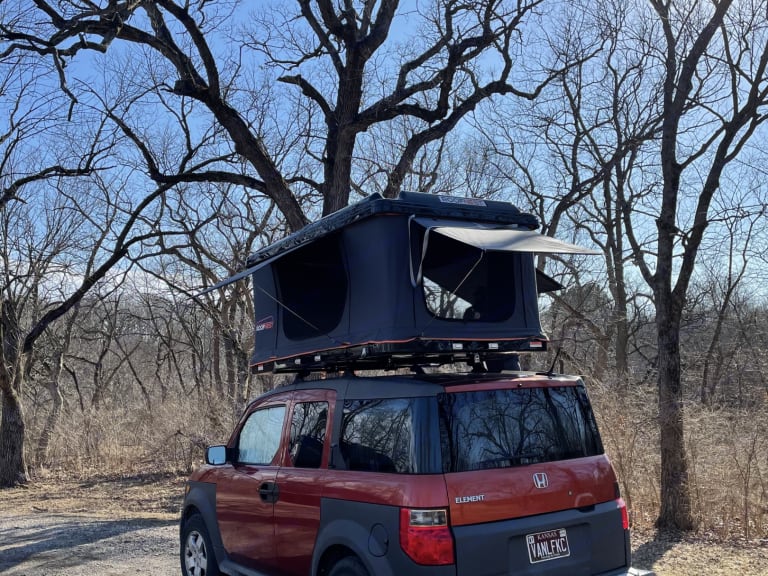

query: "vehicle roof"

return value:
[248, 371, 584, 406]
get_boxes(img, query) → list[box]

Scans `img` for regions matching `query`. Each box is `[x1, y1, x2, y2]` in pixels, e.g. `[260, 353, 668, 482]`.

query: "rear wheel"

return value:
[180, 514, 220, 576]
[328, 556, 369, 576]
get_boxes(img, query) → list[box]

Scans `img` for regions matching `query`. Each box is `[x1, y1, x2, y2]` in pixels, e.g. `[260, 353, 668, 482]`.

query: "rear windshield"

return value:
[438, 386, 603, 473]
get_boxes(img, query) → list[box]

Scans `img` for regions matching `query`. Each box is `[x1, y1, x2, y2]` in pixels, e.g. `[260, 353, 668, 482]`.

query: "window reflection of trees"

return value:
[289, 402, 328, 468]
[439, 388, 602, 472]
[341, 399, 415, 473]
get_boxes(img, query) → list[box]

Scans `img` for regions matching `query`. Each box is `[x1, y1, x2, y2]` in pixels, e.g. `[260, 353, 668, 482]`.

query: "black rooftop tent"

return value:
[208, 192, 598, 373]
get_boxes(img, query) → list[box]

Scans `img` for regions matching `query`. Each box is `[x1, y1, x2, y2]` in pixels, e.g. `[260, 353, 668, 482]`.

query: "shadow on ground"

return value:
[0, 515, 176, 571]
[632, 529, 684, 571]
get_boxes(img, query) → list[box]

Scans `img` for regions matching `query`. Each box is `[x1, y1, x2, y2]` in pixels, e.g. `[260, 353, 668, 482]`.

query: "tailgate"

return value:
[445, 456, 617, 526]
[437, 381, 630, 574]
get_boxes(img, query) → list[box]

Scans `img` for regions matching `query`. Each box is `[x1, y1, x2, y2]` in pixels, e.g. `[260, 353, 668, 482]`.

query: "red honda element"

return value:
[180, 370, 631, 576]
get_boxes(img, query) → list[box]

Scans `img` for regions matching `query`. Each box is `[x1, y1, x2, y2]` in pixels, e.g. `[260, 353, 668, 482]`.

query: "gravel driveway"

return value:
[0, 513, 178, 576]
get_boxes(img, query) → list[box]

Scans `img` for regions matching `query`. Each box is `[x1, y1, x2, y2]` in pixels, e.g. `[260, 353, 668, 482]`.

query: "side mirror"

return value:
[206, 445, 228, 465]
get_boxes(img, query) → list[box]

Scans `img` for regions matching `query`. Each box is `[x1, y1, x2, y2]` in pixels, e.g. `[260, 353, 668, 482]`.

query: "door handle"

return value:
[259, 481, 279, 503]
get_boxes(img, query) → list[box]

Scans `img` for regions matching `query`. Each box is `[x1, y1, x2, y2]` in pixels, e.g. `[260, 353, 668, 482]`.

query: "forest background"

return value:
[1, 0, 767, 540]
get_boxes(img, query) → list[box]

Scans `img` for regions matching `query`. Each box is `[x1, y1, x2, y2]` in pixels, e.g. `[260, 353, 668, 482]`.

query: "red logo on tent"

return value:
[256, 316, 274, 332]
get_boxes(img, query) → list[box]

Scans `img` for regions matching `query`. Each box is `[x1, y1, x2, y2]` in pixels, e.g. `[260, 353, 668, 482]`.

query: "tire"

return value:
[180, 513, 220, 576]
[328, 556, 369, 576]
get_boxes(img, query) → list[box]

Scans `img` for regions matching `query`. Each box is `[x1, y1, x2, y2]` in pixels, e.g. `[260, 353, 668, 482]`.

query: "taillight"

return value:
[399, 508, 454, 565]
[617, 498, 629, 530]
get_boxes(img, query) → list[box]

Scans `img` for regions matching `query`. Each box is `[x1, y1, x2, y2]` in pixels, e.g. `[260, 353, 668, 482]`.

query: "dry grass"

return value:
[27, 388, 239, 478]
[590, 380, 768, 540]
[0, 471, 185, 520]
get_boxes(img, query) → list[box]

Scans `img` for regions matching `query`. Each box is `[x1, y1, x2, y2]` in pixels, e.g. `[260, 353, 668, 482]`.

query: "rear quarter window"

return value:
[339, 398, 440, 474]
[341, 399, 413, 473]
[438, 386, 603, 473]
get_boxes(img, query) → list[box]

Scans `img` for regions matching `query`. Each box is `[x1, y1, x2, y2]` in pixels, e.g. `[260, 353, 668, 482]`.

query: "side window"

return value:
[238, 405, 286, 465]
[288, 402, 328, 468]
[340, 399, 416, 474]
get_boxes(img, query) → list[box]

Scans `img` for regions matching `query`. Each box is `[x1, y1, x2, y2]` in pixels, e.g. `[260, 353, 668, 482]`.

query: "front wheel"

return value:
[180, 514, 220, 576]
[328, 556, 369, 576]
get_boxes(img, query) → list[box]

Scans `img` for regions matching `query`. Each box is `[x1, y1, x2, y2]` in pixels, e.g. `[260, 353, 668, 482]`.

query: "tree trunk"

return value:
[0, 379, 29, 486]
[35, 350, 65, 466]
[224, 335, 237, 403]
[612, 260, 630, 378]
[1, 299, 29, 487]
[35, 380, 64, 466]
[655, 308, 696, 530]
[212, 323, 224, 395]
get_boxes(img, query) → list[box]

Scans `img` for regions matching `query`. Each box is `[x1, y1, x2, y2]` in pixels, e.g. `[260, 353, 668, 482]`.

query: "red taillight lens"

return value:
[399, 508, 455, 566]
[617, 498, 629, 530]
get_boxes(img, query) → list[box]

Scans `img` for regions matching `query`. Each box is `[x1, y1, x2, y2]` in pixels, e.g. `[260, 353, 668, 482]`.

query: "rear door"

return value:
[274, 388, 336, 575]
[216, 394, 290, 572]
[439, 380, 629, 575]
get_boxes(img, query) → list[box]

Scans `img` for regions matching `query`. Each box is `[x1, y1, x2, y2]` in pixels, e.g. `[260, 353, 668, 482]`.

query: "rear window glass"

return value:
[438, 386, 603, 473]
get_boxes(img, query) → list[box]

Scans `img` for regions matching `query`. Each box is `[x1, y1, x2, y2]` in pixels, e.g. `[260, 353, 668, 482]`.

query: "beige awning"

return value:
[415, 218, 600, 255]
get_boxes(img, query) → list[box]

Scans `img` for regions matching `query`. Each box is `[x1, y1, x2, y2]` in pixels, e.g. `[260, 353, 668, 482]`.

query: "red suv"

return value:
[180, 371, 631, 576]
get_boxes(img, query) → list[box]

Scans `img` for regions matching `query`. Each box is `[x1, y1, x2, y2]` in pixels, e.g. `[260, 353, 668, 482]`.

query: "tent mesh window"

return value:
[274, 233, 347, 340]
[419, 230, 516, 322]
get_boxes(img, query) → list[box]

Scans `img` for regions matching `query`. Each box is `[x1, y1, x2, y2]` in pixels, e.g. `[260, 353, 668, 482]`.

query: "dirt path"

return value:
[0, 473, 766, 575]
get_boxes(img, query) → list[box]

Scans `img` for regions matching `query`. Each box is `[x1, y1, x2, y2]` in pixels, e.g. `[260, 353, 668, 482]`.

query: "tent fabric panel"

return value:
[535, 269, 564, 293]
[343, 215, 416, 343]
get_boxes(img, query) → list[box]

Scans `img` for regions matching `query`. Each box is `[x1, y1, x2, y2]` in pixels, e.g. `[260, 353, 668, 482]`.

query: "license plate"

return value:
[526, 528, 570, 564]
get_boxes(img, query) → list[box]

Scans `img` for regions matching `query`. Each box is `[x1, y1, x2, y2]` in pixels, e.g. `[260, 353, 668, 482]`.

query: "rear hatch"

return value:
[438, 378, 630, 575]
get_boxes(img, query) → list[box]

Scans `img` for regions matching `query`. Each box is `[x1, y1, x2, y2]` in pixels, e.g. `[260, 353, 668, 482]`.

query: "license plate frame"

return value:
[526, 528, 571, 564]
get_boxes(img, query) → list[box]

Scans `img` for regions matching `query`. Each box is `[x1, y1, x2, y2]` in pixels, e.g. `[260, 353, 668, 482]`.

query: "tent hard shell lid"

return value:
[207, 191, 598, 374]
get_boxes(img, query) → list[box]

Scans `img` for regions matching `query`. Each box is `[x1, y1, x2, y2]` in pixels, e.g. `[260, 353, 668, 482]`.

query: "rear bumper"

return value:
[452, 500, 631, 575]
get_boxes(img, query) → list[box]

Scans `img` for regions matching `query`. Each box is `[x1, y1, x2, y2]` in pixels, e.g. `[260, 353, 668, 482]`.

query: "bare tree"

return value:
[0, 114, 212, 486]
[696, 203, 766, 405]
[1, 0, 581, 223]
[610, 0, 768, 530]
[476, 0, 661, 378]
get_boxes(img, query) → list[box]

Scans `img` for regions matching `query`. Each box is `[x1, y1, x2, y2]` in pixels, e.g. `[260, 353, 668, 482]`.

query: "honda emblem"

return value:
[533, 472, 549, 489]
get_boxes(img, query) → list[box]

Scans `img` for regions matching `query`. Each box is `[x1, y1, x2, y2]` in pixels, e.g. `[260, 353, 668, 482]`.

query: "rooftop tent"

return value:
[223, 192, 597, 373]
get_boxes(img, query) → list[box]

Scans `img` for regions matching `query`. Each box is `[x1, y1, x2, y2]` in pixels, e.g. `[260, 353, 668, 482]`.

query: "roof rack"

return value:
[253, 338, 548, 374]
